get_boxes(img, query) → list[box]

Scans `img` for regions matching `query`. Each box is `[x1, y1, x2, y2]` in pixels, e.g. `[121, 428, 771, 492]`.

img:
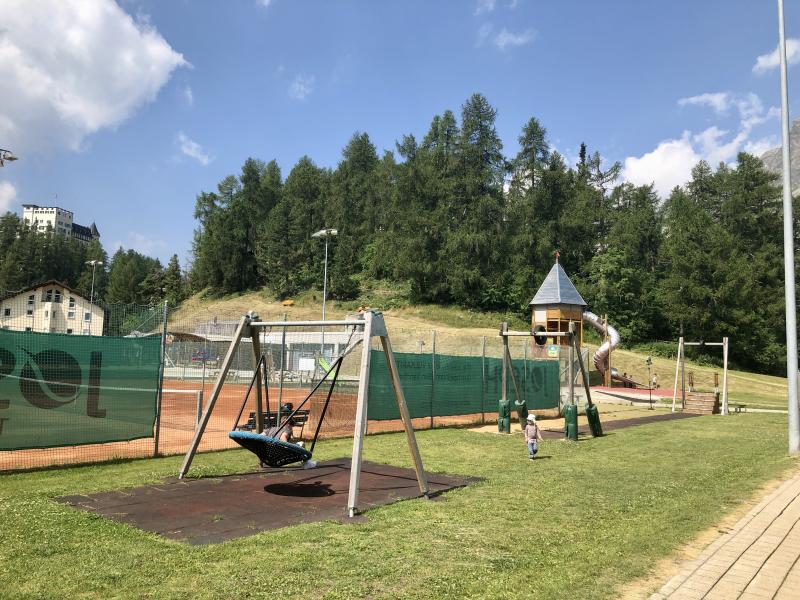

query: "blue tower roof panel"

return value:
[529, 262, 587, 306]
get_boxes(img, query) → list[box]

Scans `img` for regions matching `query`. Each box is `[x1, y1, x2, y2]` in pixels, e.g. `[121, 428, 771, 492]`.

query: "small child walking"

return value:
[524, 414, 543, 460]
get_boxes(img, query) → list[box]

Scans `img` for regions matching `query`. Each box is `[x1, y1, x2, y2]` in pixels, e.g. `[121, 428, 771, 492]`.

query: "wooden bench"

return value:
[734, 404, 747, 413]
[237, 407, 310, 431]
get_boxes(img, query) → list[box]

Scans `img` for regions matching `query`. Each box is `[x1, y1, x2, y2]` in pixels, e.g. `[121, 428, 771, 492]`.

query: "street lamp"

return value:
[311, 228, 338, 366]
[0, 148, 18, 167]
[86, 260, 103, 305]
[645, 356, 653, 410]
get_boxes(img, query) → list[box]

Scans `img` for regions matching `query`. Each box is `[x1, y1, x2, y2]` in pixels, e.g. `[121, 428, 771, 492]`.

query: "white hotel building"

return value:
[21, 205, 100, 244]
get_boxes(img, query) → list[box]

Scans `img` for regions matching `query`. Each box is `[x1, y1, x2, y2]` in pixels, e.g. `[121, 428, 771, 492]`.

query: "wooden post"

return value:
[501, 323, 508, 406]
[251, 325, 264, 433]
[347, 312, 374, 517]
[571, 330, 593, 406]
[568, 322, 575, 406]
[603, 313, 611, 387]
[380, 335, 429, 497]
[672, 337, 683, 412]
[504, 339, 523, 410]
[722, 337, 729, 415]
[179, 315, 250, 479]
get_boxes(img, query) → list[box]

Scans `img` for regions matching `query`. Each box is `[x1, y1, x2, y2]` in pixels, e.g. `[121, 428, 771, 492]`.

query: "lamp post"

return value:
[311, 228, 338, 367]
[646, 356, 653, 410]
[0, 148, 18, 167]
[777, 0, 799, 454]
[86, 260, 103, 305]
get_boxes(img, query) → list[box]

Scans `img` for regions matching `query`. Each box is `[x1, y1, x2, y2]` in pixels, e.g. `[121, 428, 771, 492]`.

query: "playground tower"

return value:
[529, 258, 586, 346]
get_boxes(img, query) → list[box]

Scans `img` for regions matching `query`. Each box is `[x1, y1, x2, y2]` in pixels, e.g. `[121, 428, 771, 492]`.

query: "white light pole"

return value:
[312, 228, 338, 367]
[86, 260, 103, 305]
[777, 0, 799, 454]
[0, 148, 18, 167]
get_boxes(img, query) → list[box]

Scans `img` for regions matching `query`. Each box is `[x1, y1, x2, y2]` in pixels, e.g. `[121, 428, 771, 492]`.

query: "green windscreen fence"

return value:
[0, 330, 161, 450]
[367, 350, 560, 421]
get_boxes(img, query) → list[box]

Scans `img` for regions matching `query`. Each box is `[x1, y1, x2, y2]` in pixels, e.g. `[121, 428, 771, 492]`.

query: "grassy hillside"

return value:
[170, 290, 789, 411]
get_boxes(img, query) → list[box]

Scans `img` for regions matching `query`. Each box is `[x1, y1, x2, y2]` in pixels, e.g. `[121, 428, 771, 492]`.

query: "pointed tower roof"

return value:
[529, 261, 587, 306]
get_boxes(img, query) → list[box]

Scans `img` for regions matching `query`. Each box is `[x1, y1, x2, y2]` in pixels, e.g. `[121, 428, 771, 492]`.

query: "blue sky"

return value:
[0, 0, 798, 266]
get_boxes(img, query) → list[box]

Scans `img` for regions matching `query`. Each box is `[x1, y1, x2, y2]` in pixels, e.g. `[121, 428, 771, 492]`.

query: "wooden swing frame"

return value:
[178, 310, 429, 518]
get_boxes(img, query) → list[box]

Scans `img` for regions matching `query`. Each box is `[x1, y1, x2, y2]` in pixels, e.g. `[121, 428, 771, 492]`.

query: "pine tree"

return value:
[163, 254, 186, 306]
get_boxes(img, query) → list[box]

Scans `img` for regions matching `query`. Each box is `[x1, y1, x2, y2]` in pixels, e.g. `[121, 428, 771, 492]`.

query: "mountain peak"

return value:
[760, 117, 800, 193]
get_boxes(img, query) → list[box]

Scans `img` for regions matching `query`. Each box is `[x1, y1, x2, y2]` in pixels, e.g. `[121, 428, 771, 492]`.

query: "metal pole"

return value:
[251, 325, 264, 433]
[430, 330, 437, 429]
[153, 300, 168, 457]
[722, 337, 729, 416]
[680, 325, 686, 410]
[321, 236, 328, 372]
[89, 263, 96, 305]
[196, 389, 203, 425]
[778, 0, 799, 454]
[481, 336, 486, 424]
[672, 337, 683, 412]
[278, 313, 287, 421]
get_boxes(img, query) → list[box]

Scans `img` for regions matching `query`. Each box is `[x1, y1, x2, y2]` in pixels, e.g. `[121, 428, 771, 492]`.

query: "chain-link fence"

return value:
[0, 303, 584, 472]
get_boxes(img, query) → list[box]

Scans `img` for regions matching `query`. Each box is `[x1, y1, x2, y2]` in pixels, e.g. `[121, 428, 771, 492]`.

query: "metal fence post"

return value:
[278, 313, 287, 423]
[430, 330, 436, 429]
[153, 299, 168, 457]
[196, 389, 203, 426]
[481, 336, 486, 424]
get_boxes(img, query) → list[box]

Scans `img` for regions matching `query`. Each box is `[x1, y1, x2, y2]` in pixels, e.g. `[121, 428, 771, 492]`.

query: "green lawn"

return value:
[0, 414, 797, 599]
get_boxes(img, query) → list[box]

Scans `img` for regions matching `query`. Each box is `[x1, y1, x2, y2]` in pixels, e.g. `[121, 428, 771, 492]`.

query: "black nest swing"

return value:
[229, 354, 343, 468]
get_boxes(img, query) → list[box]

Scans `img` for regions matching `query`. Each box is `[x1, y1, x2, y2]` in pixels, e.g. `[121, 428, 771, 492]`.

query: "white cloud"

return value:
[475, 0, 497, 15]
[288, 74, 315, 101]
[256, 0, 272, 7]
[0, 181, 17, 212]
[181, 85, 194, 107]
[744, 135, 779, 157]
[476, 24, 536, 50]
[177, 132, 211, 166]
[624, 91, 781, 197]
[622, 132, 701, 197]
[753, 38, 800, 74]
[494, 27, 536, 50]
[678, 92, 731, 114]
[692, 126, 747, 165]
[0, 0, 187, 153]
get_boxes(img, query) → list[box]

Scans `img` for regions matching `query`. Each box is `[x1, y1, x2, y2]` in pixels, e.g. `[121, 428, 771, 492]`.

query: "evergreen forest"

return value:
[0, 213, 186, 309]
[190, 93, 795, 375]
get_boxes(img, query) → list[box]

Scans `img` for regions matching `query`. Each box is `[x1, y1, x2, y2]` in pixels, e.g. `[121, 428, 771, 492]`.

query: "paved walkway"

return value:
[651, 471, 800, 599]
